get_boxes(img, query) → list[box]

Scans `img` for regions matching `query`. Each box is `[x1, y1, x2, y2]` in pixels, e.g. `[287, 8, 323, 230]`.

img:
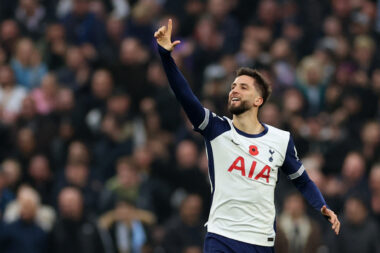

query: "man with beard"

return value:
[154, 20, 340, 253]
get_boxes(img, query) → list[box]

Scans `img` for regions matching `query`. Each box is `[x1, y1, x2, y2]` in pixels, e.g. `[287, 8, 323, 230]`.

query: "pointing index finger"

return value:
[168, 19, 173, 34]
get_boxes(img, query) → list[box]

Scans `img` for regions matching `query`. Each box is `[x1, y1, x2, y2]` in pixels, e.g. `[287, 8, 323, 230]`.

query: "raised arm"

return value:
[154, 19, 206, 130]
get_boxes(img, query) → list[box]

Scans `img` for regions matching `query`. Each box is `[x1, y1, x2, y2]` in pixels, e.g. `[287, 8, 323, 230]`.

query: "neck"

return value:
[232, 108, 264, 134]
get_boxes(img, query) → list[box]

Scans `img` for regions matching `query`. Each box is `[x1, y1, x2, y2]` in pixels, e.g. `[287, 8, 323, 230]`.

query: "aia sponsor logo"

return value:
[227, 156, 271, 183]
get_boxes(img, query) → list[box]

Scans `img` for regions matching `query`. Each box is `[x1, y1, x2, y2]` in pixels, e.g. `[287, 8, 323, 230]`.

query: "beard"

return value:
[228, 100, 251, 115]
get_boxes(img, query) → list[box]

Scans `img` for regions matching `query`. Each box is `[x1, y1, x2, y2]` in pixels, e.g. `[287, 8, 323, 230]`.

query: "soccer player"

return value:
[154, 19, 340, 253]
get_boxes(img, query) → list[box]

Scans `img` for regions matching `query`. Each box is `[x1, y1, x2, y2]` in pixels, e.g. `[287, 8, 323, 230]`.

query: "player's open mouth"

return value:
[231, 98, 240, 104]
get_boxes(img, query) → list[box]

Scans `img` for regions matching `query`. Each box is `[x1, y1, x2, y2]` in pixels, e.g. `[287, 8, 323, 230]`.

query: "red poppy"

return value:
[249, 145, 259, 156]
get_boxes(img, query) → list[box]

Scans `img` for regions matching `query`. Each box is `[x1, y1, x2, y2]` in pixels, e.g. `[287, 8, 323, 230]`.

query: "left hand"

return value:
[321, 205, 340, 235]
[154, 19, 181, 51]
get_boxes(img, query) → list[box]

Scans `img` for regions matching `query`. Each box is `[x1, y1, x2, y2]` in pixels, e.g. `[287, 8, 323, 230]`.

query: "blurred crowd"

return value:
[0, 0, 380, 252]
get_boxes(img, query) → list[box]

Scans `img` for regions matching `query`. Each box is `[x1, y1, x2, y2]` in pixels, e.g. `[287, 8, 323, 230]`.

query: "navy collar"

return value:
[233, 123, 268, 138]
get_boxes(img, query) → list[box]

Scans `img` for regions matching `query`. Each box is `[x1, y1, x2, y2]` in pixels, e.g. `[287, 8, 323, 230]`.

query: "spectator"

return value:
[360, 121, 380, 167]
[0, 65, 27, 124]
[101, 16, 125, 66]
[56, 46, 91, 91]
[0, 45, 7, 65]
[53, 160, 98, 215]
[112, 38, 150, 108]
[162, 194, 206, 253]
[39, 23, 67, 70]
[26, 154, 53, 205]
[369, 164, 380, 227]
[191, 15, 224, 93]
[207, 0, 241, 53]
[278, 192, 323, 253]
[295, 56, 328, 115]
[61, 0, 106, 48]
[0, 159, 22, 194]
[124, 0, 158, 48]
[92, 92, 135, 180]
[81, 69, 114, 133]
[3, 185, 55, 232]
[50, 187, 105, 253]
[258, 102, 282, 128]
[352, 35, 376, 74]
[270, 38, 296, 90]
[14, 96, 58, 154]
[173, 140, 211, 216]
[14, 0, 47, 40]
[0, 168, 14, 220]
[0, 20, 20, 58]
[330, 195, 380, 253]
[133, 146, 172, 223]
[99, 156, 141, 212]
[13, 127, 37, 171]
[144, 60, 182, 132]
[31, 73, 59, 115]
[0, 186, 48, 253]
[340, 152, 369, 198]
[10, 38, 48, 90]
[98, 200, 154, 253]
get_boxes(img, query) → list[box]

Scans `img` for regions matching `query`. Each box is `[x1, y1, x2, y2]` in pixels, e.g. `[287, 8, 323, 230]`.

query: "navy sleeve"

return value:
[281, 136, 326, 211]
[281, 136, 303, 177]
[157, 45, 205, 129]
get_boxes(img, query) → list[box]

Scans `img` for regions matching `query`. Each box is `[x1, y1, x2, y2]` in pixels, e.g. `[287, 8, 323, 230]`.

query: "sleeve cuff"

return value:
[158, 44, 171, 56]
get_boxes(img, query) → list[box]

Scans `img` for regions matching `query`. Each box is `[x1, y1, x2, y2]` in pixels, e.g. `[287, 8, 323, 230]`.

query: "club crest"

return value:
[269, 149, 275, 162]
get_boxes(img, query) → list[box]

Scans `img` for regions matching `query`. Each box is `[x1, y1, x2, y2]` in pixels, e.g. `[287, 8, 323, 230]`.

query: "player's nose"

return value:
[230, 90, 240, 97]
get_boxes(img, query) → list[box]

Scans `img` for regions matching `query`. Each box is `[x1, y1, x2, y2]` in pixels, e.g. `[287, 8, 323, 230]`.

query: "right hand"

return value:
[321, 205, 340, 235]
[154, 19, 181, 51]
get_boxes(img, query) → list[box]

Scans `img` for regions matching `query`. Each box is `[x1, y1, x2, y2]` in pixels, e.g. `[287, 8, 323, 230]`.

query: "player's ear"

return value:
[254, 97, 263, 107]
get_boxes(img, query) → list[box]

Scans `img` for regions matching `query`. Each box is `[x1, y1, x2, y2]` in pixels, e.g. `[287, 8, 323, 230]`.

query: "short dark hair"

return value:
[236, 67, 272, 107]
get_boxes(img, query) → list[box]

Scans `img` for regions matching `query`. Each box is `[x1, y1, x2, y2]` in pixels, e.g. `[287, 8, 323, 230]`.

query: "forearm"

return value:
[135, 209, 156, 225]
[293, 172, 326, 211]
[158, 45, 205, 127]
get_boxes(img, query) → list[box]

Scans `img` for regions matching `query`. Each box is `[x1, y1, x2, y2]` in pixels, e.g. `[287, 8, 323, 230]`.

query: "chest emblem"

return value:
[249, 145, 259, 156]
[269, 149, 275, 162]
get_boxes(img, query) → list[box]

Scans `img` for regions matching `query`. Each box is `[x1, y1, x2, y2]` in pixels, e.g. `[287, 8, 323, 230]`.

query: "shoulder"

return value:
[265, 124, 290, 143]
[197, 110, 231, 140]
[262, 124, 291, 156]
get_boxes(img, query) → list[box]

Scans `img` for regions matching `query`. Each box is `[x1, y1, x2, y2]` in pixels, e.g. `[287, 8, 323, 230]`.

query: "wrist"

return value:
[158, 44, 172, 54]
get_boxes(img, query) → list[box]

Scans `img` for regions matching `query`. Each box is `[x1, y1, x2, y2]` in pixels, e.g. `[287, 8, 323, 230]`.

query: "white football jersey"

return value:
[195, 108, 305, 247]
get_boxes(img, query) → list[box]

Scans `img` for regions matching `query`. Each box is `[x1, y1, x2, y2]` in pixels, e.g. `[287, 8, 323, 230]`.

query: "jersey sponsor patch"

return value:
[227, 156, 272, 183]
